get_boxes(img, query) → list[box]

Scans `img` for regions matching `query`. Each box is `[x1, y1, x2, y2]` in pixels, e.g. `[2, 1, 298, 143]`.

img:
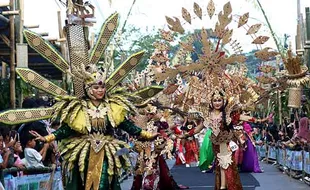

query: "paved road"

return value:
[121, 160, 309, 190]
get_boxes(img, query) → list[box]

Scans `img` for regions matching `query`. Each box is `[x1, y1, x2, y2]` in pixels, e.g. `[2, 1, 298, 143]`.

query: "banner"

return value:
[4, 171, 63, 190]
[268, 146, 277, 160]
[286, 149, 292, 168]
[277, 148, 285, 166]
[304, 151, 310, 174]
[258, 145, 266, 158]
[291, 151, 303, 171]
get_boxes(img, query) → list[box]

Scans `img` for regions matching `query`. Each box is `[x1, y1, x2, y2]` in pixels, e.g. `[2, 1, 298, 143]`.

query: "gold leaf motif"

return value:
[153, 41, 169, 51]
[78, 142, 90, 173]
[259, 65, 276, 73]
[222, 29, 233, 45]
[159, 29, 174, 42]
[221, 55, 247, 65]
[163, 84, 179, 95]
[252, 36, 270, 44]
[207, 0, 215, 19]
[201, 28, 212, 56]
[223, 2, 232, 15]
[179, 41, 194, 52]
[151, 54, 169, 63]
[193, 2, 202, 20]
[254, 47, 278, 61]
[69, 105, 82, 124]
[182, 7, 191, 24]
[165, 16, 185, 34]
[174, 93, 185, 105]
[256, 76, 275, 84]
[69, 140, 87, 162]
[246, 24, 262, 35]
[238, 12, 249, 28]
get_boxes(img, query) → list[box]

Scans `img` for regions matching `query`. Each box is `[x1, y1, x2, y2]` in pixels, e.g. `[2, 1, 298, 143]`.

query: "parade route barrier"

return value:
[257, 144, 310, 186]
[0, 166, 63, 190]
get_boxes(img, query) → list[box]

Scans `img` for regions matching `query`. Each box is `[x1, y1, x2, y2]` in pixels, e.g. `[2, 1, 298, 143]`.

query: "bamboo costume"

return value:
[131, 105, 178, 190]
[151, 1, 278, 189]
[0, 6, 163, 190]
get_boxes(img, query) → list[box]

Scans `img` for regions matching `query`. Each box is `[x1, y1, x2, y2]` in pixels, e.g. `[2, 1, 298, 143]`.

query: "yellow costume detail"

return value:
[67, 108, 89, 134]
[44, 134, 56, 143]
[85, 148, 105, 190]
[110, 102, 127, 126]
[140, 130, 154, 140]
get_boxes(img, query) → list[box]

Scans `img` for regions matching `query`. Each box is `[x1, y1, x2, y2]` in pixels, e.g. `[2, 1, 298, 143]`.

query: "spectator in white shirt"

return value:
[23, 134, 48, 167]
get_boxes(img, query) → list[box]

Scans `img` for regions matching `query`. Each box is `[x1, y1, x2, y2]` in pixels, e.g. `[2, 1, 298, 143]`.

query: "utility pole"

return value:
[304, 8, 310, 69]
[296, 0, 304, 56]
[9, 0, 16, 108]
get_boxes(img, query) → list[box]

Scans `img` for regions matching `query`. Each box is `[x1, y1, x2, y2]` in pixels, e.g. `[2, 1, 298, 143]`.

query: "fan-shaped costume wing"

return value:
[16, 68, 67, 97]
[23, 29, 69, 73]
[0, 108, 54, 125]
[106, 51, 145, 92]
[133, 86, 164, 100]
[89, 12, 119, 65]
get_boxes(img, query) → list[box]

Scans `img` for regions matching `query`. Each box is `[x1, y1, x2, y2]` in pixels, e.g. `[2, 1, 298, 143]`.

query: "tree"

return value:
[113, 25, 162, 72]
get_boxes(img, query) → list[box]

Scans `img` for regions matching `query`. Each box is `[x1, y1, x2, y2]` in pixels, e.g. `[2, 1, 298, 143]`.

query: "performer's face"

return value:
[212, 97, 223, 110]
[91, 84, 106, 100]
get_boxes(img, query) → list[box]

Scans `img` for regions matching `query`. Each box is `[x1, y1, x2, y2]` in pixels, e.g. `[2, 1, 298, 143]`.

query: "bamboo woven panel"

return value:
[89, 13, 119, 65]
[288, 88, 302, 108]
[106, 51, 144, 92]
[0, 108, 54, 125]
[66, 25, 90, 97]
[16, 68, 67, 96]
[23, 30, 69, 73]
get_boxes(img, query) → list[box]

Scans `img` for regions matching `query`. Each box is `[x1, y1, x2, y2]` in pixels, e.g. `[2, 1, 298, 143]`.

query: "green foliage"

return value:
[0, 78, 35, 111]
[244, 50, 260, 79]
[113, 26, 160, 72]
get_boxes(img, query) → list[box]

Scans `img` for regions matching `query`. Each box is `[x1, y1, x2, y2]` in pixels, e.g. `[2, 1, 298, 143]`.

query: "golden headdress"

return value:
[0, 9, 163, 125]
[151, 0, 276, 120]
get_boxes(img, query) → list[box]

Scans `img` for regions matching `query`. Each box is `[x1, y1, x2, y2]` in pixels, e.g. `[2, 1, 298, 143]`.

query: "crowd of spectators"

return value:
[251, 112, 310, 183]
[0, 97, 134, 181]
[0, 98, 60, 177]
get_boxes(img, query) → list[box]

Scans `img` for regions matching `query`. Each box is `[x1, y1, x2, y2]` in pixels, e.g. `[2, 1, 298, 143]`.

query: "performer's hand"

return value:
[178, 133, 189, 139]
[149, 132, 160, 140]
[29, 130, 46, 142]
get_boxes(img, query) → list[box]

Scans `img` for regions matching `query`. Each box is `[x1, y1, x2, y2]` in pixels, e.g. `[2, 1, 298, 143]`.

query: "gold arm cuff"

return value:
[140, 130, 153, 139]
[44, 134, 56, 143]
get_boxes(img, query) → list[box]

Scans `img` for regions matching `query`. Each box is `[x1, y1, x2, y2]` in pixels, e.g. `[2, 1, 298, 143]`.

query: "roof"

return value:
[0, 7, 63, 80]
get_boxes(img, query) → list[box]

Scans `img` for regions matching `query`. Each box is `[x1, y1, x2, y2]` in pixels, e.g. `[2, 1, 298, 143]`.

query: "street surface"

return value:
[121, 160, 309, 190]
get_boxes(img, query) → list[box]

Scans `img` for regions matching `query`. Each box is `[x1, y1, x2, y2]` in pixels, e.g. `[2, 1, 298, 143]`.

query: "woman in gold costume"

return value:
[0, 8, 163, 190]
[30, 67, 157, 190]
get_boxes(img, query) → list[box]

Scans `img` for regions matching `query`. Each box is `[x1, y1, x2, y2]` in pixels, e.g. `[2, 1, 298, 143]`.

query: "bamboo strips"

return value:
[285, 50, 302, 75]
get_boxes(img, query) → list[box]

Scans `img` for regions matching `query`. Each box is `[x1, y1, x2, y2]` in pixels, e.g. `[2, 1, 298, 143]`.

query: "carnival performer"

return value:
[232, 122, 246, 171]
[170, 118, 186, 166]
[240, 122, 263, 173]
[189, 89, 243, 190]
[131, 104, 188, 190]
[181, 116, 199, 167]
[29, 67, 159, 190]
[182, 88, 264, 190]
[0, 9, 164, 190]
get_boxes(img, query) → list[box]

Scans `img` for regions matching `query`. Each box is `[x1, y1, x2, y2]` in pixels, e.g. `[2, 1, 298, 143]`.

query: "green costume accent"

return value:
[198, 128, 214, 170]
[118, 120, 142, 135]
[52, 120, 142, 190]
[53, 125, 76, 140]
